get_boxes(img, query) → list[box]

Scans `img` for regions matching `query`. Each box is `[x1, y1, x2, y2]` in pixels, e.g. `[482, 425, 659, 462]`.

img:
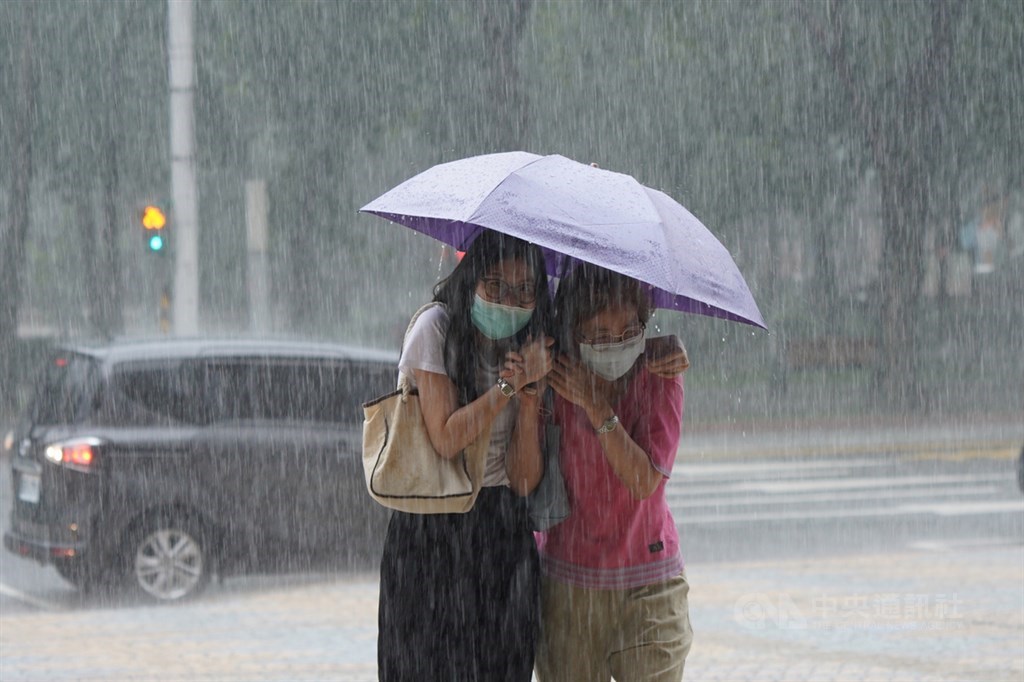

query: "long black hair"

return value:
[432, 230, 553, 406]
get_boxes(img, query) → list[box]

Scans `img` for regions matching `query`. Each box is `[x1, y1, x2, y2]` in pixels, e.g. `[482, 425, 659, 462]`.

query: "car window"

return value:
[345, 361, 397, 419]
[104, 361, 207, 426]
[204, 358, 395, 426]
[29, 353, 100, 426]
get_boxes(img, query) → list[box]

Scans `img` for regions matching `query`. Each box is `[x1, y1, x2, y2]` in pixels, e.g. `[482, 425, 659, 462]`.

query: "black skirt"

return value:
[378, 486, 540, 681]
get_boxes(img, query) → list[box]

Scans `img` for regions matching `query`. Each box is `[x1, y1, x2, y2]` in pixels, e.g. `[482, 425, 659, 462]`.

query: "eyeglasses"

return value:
[481, 278, 537, 305]
[578, 323, 645, 347]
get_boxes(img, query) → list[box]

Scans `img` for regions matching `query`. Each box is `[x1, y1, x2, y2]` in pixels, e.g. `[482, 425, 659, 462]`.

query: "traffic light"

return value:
[141, 205, 167, 253]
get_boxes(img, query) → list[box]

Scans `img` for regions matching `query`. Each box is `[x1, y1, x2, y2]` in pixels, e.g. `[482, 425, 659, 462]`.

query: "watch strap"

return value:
[596, 414, 619, 434]
[497, 376, 516, 398]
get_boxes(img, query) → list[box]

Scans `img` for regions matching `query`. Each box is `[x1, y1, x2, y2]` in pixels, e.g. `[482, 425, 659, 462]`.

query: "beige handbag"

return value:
[362, 303, 490, 514]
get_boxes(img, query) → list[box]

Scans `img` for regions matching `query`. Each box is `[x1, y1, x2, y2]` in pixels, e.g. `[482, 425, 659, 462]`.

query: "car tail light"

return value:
[44, 438, 104, 473]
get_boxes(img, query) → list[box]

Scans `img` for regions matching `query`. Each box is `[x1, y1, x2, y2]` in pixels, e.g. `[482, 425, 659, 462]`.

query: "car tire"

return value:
[124, 514, 212, 602]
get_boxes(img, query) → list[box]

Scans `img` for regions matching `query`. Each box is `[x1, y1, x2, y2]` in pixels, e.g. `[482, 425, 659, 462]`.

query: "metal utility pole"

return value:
[168, 0, 199, 335]
[245, 180, 271, 333]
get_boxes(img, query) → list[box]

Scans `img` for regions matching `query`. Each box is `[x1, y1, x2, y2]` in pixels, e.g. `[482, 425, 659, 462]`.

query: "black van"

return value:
[4, 339, 396, 601]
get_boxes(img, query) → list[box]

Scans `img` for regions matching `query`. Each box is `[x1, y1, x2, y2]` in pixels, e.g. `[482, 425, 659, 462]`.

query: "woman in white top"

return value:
[377, 229, 554, 681]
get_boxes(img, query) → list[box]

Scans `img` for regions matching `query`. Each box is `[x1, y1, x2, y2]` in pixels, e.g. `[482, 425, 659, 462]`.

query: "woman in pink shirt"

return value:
[534, 263, 693, 682]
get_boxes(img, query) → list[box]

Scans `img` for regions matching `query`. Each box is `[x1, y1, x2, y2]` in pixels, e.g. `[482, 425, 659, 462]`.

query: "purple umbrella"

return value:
[361, 152, 766, 329]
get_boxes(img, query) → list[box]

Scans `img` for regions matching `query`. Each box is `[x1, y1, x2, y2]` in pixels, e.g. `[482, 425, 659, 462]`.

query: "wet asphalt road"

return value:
[673, 446, 1023, 563]
[2, 437, 1021, 615]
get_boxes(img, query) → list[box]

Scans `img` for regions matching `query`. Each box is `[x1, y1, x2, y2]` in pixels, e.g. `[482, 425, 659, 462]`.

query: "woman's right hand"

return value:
[504, 335, 553, 390]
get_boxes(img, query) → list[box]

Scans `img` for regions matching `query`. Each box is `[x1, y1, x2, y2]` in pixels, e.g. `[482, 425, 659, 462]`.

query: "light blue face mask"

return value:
[471, 294, 534, 340]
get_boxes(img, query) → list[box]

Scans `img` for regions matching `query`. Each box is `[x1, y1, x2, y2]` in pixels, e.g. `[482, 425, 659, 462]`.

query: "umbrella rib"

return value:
[463, 154, 551, 237]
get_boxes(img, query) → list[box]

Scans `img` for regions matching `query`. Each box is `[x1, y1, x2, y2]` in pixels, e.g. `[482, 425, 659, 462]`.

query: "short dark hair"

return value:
[554, 263, 650, 351]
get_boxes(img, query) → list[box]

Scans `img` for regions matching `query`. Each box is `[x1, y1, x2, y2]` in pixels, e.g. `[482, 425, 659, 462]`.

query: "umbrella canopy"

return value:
[361, 152, 766, 329]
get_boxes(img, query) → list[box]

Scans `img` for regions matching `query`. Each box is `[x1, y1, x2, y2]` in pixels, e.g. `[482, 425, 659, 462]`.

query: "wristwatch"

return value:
[596, 414, 619, 434]
[496, 376, 516, 398]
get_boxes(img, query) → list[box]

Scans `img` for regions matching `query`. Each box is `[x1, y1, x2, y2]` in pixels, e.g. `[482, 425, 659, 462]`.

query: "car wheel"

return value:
[126, 516, 211, 602]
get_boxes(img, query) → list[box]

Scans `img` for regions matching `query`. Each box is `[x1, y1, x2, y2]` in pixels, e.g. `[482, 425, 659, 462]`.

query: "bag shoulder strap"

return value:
[397, 301, 446, 393]
[542, 386, 560, 456]
[403, 301, 445, 343]
[543, 385, 555, 416]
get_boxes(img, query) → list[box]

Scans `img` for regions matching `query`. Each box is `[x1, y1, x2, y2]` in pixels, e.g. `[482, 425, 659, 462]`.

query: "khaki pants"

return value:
[536, 573, 693, 682]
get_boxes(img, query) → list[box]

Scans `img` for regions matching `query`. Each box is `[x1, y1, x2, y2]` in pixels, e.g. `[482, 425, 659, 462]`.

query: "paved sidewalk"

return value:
[684, 543, 1024, 682]
[1, 543, 1021, 681]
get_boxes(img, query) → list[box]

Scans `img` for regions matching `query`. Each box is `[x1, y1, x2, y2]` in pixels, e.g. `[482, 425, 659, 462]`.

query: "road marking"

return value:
[683, 440, 1020, 461]
[675, 473, 1010, 496]
[907, 537, 1020, 552]
[665, 484, 1002, 508]
[675, 499, 1024, 525]
[0, 583, 58, 611]
[680, 458, 894, 477]
[902, 500, 1024, 516]
[910, 447, 1021, 462]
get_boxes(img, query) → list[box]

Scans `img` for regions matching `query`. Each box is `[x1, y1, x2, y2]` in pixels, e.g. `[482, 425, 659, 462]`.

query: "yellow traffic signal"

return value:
[142, 205, 167, 231]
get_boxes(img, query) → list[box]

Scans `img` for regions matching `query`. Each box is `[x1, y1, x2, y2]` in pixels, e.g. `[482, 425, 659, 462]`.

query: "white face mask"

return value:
[578, 333, 646, 381]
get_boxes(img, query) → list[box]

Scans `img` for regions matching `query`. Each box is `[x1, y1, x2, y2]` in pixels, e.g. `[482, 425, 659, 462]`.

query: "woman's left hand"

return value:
[645, 336, 689, 378]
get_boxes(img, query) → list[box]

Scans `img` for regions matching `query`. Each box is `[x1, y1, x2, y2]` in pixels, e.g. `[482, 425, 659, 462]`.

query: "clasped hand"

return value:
[502, 335, 554, 394]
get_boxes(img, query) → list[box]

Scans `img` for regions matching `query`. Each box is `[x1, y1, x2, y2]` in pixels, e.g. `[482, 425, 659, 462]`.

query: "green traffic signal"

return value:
[148, 234, 165, 252]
